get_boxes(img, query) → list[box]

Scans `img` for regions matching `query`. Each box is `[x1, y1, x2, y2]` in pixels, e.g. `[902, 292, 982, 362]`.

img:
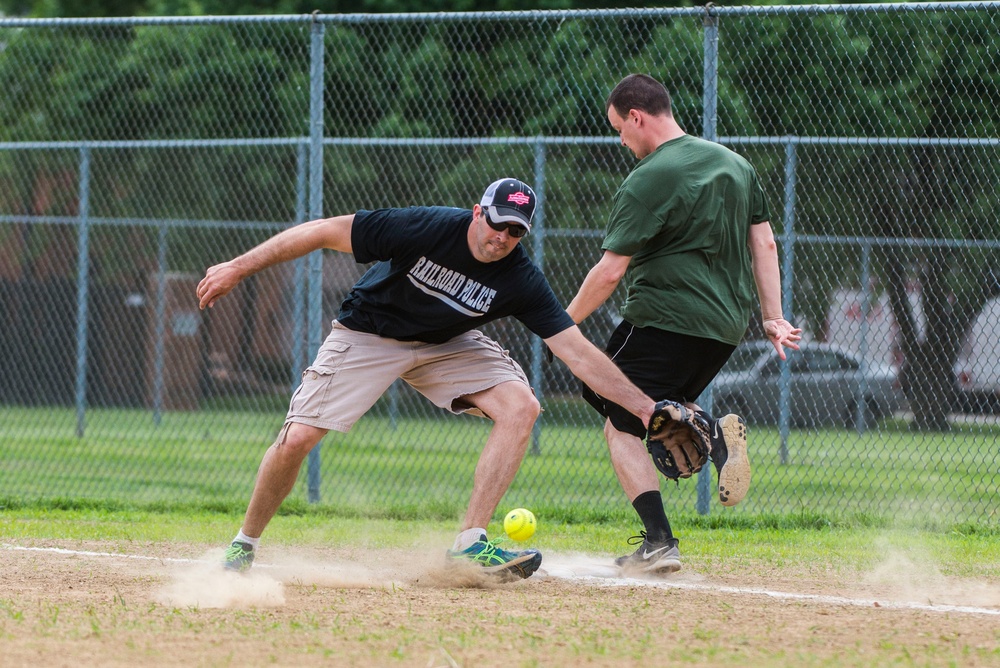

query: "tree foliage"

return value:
[1, 6, 998, 428]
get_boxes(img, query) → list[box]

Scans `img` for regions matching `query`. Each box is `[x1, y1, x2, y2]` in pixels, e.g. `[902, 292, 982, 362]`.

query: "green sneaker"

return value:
[223, 540, 255, 573]
[447, 534, 542, 581]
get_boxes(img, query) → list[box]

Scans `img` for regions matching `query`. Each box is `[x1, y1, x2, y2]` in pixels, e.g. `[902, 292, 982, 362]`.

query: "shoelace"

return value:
[466, 536, 513, 563]
[625, 531, 649, 547]
[224, 543, 251, 560]
[479, 536, 509, 552]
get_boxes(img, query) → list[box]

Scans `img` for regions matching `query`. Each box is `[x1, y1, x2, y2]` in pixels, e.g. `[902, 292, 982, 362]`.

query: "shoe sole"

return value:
[481, 551, 543, 581]
[450, 550, 543, 581]
[617, 554, 682, 576]
[223, 561, 253, 573]
[223, 556, 254, 573]
[718, 414, 750, 506]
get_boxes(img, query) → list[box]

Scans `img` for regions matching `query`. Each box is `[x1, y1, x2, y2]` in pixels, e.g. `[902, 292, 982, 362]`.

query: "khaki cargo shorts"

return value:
[285, 321, 530, 432]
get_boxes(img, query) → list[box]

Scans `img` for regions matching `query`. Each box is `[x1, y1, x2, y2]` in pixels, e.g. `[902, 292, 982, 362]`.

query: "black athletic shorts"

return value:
[582, 320, 737, 439]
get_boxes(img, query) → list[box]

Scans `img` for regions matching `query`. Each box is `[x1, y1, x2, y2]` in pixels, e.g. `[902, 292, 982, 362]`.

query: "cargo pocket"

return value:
[288, 341, 352, 419]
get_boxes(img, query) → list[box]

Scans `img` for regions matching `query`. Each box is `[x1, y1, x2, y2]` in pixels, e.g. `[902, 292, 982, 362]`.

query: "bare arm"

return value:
[197, 214, 355, 310]
[565, 250, 631, 324]
[544, 326, 655, 428]
[749, 222, 802, 358]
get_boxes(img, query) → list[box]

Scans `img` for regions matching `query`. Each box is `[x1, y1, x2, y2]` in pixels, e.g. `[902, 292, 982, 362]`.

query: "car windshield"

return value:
[722, 346, 767, 372]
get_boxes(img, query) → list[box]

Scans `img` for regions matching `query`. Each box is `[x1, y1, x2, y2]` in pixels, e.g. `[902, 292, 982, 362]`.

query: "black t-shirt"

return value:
[338, 206, 575, 344]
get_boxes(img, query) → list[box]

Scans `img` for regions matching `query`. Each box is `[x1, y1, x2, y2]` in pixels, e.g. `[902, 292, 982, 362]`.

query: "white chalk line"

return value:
[5, 543, 999, 617]
[562, 574, 1000, 617]
[2, 544, 276, 569]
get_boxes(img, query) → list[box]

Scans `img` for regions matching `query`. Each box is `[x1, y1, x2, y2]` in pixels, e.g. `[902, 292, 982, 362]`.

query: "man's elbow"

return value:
[597, 265, 626, 287]
[749, 233, 778, 257]
[752, 238, 778, 255]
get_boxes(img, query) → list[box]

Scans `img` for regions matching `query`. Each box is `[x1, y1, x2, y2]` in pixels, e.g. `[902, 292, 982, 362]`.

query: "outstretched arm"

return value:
[565, 250, 631, 324]
[544, 325, 655, 428]
[749, 222, 802, 358]
[197, 214, 355, 310]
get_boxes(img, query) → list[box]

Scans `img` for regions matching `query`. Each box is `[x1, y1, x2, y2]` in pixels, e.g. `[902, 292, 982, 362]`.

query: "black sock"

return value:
[632, 490, 673, 543]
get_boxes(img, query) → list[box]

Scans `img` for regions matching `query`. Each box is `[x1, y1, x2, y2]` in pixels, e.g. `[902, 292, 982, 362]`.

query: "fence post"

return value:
[152, 225, 168, 426]
[855, 241, 873, 433]
[695, 5, 720, 516]
[74, 146, 91, 438]
[291, 142, 308, 390]
[778, 140, 798, 463]
[306, 16, 325, 504]
[530, 139, 547, 456]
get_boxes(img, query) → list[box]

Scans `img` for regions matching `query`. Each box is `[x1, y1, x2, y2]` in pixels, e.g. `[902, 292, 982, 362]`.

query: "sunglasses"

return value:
[482, 207, 529, 238]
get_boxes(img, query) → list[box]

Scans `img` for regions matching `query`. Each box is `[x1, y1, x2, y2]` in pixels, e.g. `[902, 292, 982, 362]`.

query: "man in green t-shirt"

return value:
[567, 74, 802, 576]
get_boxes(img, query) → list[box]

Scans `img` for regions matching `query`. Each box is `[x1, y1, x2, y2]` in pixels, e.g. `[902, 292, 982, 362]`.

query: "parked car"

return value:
[953, 296, 1000, 414]
[711, 341, 906, 428]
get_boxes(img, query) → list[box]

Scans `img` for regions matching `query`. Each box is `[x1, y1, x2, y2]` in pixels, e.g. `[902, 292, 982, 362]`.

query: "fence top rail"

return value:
[0, 139, 309, 151]
[2, 136, 997, 152]
[0, 2, 995, 28]
[6, 214, 1000, 249]
[722, 136, 1000, 148]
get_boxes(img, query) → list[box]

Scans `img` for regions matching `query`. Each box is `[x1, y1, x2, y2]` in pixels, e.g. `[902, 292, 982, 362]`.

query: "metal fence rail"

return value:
[1, 4, 998, 522]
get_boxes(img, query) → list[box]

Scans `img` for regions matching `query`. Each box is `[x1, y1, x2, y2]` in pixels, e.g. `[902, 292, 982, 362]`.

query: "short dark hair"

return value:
[606, 74, 672, 118]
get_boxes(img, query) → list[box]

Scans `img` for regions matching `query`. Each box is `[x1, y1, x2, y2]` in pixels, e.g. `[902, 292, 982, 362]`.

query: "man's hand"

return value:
[763, 317, 802, 359]
[197, 261, 243, 310]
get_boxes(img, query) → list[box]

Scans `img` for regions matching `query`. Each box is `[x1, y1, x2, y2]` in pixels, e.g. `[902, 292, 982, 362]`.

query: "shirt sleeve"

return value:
[749, 171, 771, 225]
[350, 208, 407, 264]
[513, 265, 576, 338]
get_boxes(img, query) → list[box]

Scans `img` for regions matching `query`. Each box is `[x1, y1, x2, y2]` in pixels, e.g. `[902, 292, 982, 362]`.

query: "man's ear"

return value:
[629, 108, 643, 125]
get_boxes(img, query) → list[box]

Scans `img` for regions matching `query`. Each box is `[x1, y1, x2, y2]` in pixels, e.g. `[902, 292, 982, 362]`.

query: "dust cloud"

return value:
[154, 553, 287, 608]
[863, 542, 1000, 609]
[153, 544, 510, 608]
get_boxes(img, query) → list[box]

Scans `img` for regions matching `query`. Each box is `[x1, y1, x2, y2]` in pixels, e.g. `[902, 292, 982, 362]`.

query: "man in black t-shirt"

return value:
[198, 178, 656, 581]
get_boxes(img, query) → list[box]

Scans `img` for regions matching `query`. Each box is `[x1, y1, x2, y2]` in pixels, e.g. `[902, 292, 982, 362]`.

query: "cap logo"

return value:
[507, 192, 531, 206]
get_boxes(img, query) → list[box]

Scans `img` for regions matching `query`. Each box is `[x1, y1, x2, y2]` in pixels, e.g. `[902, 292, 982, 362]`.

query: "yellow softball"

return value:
[503, 508, 537, 542]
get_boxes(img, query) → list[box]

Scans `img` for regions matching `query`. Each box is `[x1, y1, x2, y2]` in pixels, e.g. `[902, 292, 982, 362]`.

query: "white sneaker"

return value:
[615, 533, 681, 575]
[712, 414, 750, 506]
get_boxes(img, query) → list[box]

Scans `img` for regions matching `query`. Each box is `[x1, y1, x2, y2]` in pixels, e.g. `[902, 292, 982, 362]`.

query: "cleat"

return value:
[447, 534, 542, 581]
[711, 414, 750, 506]
[222, 540, 255, 573]
[615, 531, 681, 575]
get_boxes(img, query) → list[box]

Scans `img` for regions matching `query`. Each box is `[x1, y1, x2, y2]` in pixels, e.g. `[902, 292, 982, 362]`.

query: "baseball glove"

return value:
[646, 400, 711, 481]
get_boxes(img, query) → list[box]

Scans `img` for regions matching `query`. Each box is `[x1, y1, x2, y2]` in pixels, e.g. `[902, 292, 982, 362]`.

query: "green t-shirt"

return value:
[603, 134, 770, 346]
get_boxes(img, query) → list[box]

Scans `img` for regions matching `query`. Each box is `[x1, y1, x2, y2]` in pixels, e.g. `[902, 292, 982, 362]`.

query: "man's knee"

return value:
[273, 422, 327, 459]
[489, 383, 540, 428]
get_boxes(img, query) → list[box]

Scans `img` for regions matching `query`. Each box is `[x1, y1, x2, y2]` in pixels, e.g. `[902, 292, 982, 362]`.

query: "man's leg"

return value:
[605, 419, 659, 501]
[460, 380, 539, 530]
[445, 380, 543, 580]
[242, 422, 329, 537]
[605, 420, 681, 575]
[224, 422, 327, 572]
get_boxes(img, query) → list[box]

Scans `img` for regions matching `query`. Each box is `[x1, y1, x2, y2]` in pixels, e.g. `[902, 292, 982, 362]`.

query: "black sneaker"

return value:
[615, 531, 681, 575]
[709, 413, 750, 507]
[222, 540, 255, 573]
[446, 534, 543, 581]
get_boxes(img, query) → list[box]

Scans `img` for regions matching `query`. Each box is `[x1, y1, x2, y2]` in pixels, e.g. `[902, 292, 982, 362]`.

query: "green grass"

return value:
[2, 404, 999, 528]
[2, 506, 999, 580]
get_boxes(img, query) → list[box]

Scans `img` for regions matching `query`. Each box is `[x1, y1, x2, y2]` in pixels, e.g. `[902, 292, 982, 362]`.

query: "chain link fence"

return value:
[1, 4, 998, 523]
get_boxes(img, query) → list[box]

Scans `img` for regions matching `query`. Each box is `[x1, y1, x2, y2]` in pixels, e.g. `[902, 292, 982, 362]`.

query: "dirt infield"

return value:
[2, 540, 999, 667]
